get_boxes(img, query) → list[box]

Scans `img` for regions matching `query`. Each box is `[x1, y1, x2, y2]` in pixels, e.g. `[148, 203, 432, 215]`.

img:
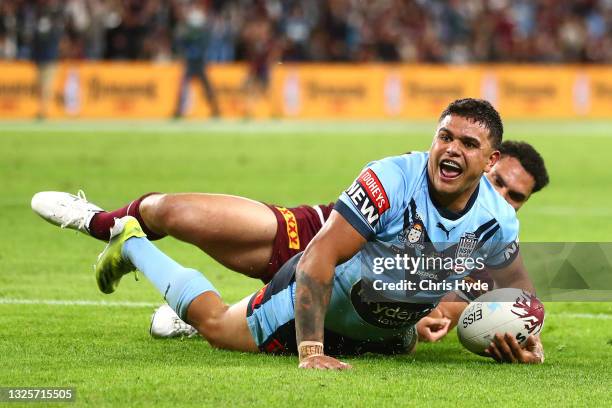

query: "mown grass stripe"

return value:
[1, 298, 610, 320]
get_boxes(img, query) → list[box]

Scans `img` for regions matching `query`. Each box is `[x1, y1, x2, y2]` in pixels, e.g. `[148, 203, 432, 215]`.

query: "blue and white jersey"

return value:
[324, 151, 519, 340]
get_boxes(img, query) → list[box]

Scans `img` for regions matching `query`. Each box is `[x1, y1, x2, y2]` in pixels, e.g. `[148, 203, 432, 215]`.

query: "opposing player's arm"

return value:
[295, 210, 366, 370]
[417, 292, 466, 342]
[487, 252, 534, 294]
[486, 253, 544, 364]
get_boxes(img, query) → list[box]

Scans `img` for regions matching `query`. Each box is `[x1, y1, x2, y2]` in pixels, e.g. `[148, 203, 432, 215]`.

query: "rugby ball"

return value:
[457, 288, 545, 356]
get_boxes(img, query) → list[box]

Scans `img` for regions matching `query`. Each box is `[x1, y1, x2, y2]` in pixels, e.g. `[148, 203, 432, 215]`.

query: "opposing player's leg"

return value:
[95, 216, 258, 352]
[138, 193, 277, 276]
[32, 191, 278, 278]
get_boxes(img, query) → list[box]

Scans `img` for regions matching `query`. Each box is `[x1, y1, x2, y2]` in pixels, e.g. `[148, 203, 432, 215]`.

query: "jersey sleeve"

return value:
[335, 157, 408, 240]
[484, 214, 520, 269]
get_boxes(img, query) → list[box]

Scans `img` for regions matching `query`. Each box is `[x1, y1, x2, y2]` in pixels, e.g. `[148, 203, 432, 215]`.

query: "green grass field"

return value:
[1, 120, 611, 407]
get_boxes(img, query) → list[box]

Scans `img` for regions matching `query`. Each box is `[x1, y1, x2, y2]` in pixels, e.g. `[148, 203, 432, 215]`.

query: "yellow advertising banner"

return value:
[186, 64, 274, 119]
[1, 62, 612, 119]
[48, 62, 179, 118]
[390, 65, 484, 118]
[0, 62, 39, 118]
[276, 64, 386, 119]
[582, 67, 612, 118]
[487, 66, 576, 118]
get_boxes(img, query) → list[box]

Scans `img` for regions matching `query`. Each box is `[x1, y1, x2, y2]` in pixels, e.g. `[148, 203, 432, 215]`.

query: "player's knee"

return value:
[192, 309, 232, 349]
[140, 193, 166, 221]
[147, 194, 183, 232]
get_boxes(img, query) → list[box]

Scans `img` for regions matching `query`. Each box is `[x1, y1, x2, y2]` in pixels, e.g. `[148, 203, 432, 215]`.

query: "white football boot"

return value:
[31, 190, 103, 234]
[150, 304, 198, 339]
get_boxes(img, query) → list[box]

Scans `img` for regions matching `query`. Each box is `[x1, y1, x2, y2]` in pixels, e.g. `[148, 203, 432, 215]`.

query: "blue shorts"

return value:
[245, 253, 417, 356]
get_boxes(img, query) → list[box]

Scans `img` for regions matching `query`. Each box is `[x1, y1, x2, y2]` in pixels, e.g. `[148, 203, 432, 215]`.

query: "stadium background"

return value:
[1, 0, 612, 119]
[1, 1, 612, 407]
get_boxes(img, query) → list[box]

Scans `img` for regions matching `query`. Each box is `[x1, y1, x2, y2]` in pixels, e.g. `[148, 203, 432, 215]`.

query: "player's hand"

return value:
[298, 355, 352, 370]
[485, 333, 544, 364]
[417, 316, 451, 342]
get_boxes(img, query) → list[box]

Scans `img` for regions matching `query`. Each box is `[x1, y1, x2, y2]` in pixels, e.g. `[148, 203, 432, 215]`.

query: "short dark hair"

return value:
[500, 141, 550, 193]
[439, 98, 504, 149]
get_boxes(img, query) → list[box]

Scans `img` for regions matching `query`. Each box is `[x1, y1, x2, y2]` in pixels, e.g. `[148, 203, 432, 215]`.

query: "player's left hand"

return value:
[298, 354, 352, 370]
[417, 316, 451, 342]
[485, 333, 544, 364]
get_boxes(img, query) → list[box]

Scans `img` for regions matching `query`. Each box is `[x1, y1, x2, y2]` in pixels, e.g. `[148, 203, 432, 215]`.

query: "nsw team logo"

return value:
[456, 232, 478, 259]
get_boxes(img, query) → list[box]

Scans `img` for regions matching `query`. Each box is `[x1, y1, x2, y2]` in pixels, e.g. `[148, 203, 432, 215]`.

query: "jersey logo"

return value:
[402, 219, 425, 250]
[407, 223, 423, 243]
[275, 207, 300, 250]
[436, 222, 456, 240]
[345, 169, 390, 227]
[456, 232, 478, 259]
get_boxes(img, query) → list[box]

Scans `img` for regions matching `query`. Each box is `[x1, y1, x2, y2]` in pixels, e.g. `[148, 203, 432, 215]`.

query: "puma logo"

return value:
[436, 222, 456, 239]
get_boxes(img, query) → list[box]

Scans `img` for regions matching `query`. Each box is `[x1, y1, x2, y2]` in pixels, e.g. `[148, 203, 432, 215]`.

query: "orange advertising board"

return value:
[390, 66, 484, 118]
[276, 64, 386, 119]
[486, 66, 576, 118]
[186, 64, 274, 119]
[0, 62, 39, 119]
[582, 67, 612, 118]
[1, 62, 612, 120]
[47, 62, 179, 119]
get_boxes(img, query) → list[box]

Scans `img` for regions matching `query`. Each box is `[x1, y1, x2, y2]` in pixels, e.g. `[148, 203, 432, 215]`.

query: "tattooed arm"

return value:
[295, 211, 366, 370]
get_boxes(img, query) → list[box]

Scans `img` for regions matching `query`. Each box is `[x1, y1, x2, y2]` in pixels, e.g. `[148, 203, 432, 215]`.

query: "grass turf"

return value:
[1, 120, 611, 407]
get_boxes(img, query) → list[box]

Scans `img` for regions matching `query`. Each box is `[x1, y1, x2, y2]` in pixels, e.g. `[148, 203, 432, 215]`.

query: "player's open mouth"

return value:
[439, 159, 463, 180]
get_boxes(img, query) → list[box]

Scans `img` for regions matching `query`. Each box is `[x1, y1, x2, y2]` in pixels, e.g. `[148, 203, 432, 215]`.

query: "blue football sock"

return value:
[121, 237, 219, 320]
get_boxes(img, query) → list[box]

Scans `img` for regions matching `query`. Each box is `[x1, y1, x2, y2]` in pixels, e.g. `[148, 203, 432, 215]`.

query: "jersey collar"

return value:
[426, 169, 480, 221]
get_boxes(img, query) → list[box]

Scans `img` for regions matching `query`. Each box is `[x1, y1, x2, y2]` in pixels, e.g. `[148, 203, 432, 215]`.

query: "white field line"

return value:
[0, 298, 157, 308]
[559, 313, 612, 320]
[0, 298, 610, 320]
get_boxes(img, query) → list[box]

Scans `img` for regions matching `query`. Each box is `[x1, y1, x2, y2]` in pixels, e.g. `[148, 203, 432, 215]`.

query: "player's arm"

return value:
[295, 211, 366, 370]
[486, 253, 544, 364]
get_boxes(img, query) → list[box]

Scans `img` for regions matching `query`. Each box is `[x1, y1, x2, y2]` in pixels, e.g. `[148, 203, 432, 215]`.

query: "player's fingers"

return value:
[322, 360, 350, 370]
[525, 335, 538, 350]
[525, 335, 545, 364]
[298, 360, 316, 369]
[418, 317, 450, 342]
[505, 333, 525, 362]
[338, 361, 352, 370]
[428, 321, 450, 342]
[494, 333, 516, 363]
[487, 342, 503, 363]
[299, 356, 326, 369]
[428, 317, 449, 330]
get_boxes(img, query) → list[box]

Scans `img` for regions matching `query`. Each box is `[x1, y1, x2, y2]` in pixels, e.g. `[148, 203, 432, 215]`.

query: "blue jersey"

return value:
[324, 151, 519, 341]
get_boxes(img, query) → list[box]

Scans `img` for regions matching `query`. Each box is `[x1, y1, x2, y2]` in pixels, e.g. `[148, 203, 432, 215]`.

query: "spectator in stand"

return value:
[0, 0, 18, 59]
[1, 0, 612, 64]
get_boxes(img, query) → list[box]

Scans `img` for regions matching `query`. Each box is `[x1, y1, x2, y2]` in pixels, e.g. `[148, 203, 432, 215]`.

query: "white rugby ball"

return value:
[457, 288, 545, 356]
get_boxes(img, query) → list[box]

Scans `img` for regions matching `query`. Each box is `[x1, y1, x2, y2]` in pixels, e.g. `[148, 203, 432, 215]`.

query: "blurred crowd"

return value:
[1, 0, 612, 64]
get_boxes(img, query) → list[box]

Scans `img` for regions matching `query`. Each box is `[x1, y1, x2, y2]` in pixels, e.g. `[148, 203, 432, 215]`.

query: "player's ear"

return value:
[484, 150, 500, 173]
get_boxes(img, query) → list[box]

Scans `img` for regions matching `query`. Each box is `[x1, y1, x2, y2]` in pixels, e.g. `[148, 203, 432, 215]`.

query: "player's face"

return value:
[486, 156, 535, 211]
[428, 114, 499, 200]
